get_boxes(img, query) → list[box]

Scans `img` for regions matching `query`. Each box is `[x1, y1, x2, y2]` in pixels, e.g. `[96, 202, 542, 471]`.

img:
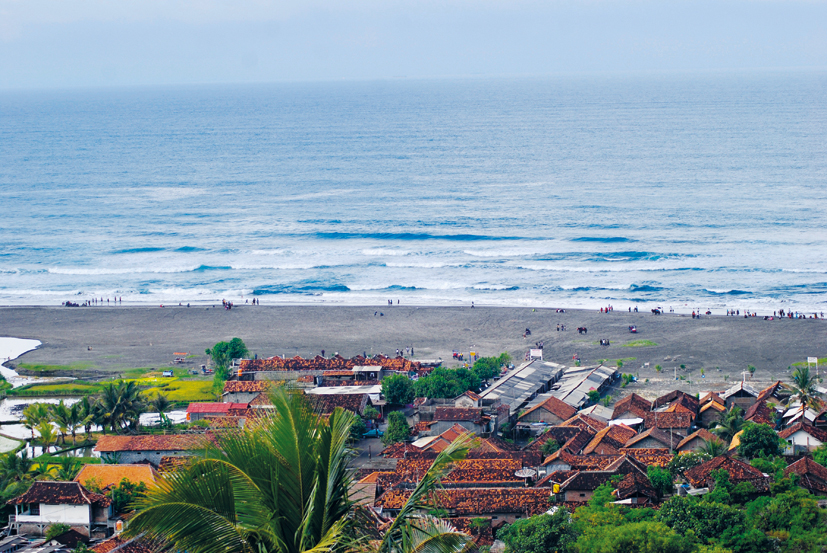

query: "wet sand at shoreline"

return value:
[1, 305, 825, 396]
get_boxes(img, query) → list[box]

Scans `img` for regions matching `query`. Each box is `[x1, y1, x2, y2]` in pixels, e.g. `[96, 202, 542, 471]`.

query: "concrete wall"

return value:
[224, 391, 261, 403]
[726, 396, 756, 411]
[18, 504, 90, 525]
[698, 410, 722, 428]
[431, 420, 487, 435]
[627, 437, 673, 450]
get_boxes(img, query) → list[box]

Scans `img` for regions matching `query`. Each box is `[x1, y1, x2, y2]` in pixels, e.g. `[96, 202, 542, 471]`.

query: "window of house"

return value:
[30, 504, 40, 515]
[580, 493, 586, 497]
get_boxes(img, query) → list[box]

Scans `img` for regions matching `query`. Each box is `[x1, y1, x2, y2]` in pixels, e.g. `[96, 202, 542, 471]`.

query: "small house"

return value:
[94, 434, 210, 466]
[518, 396, 576, 425]
[675, 428, 718, 453]
[7, 481, 112, 538]
[432, 408, 488, 435]
[778, 422, 827, 454]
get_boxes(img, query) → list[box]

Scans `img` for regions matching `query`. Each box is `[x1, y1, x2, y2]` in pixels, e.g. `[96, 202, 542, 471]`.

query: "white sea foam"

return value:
[361, 249, 411, 256]
[47, 266, 199, 275]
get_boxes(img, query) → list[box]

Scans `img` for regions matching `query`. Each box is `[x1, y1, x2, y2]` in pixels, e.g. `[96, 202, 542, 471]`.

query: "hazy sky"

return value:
[0, 0, 825, 89]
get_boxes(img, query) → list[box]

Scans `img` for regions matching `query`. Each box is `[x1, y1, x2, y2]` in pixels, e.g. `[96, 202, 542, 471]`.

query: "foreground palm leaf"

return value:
[127, 388, 357, 553]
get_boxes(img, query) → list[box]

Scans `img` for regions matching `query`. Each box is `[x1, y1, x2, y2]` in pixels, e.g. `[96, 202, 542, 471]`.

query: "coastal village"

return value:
[1, 342, 826, 553]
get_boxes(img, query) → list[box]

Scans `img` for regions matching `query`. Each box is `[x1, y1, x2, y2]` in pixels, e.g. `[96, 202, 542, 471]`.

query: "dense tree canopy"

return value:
[413, 367, 481, 398]
[737, 423, 783, 459]
[381, 374, 415, 405]
[382, 411, 411, 445]
[472, 353, 511, 380]
[499, 508, 577, 553]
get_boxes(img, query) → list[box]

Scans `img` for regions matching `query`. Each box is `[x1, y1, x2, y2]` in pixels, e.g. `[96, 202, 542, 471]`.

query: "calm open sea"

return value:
[1, 72, 826, 312]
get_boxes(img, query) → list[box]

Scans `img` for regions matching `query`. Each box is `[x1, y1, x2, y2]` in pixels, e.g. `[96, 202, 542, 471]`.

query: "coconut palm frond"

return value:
[407, 517, 473, 553]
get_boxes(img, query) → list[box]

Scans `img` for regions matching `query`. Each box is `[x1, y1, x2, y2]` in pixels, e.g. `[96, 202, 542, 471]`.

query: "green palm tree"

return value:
[55, 457, 83, 481]
[150, 393, 172, 428]
[36, 422, 56, 454]
[698, 437, 726, 457]
[127, 389, 473, 553]
[790, 366, 823, 411]
[711, 405, 746, 445]
[99, 381, 147, 433]
[0, 451, 33, 482]
[23, 403, 50, 442]
[32, 462, 54, 481]
[50, 401, 72, 446]
[78, 397, 96, 438]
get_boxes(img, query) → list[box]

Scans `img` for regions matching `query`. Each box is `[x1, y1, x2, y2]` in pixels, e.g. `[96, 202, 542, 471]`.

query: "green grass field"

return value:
[16, 362, 95, 372]
[621, 339, 659, 348]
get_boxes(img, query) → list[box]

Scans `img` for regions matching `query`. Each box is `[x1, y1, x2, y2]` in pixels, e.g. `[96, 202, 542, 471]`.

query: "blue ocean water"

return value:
[1, 72, 826, 312]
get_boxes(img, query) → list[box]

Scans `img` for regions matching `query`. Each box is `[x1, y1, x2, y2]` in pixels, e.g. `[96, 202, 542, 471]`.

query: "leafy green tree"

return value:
[737, 423, 783, 459]
[381, 374, 415, 405]
[749, 456, 786, 481]
[704, 470, 732, 505]
[813, 443, 827, 467]
[499, 509, 577, 553]
[657, 496, 746, 543]
[206, 337, 249, 376]
[349, 418, 367, 441]
[587, 390, 601, 404]
[413, 367, 481, 399]
[573, 520, 692, 553]
[382, 411, 411, 446]
[78, 396, 95, 438]
[109, 478, 148, 514]
[747, 488, 822, 541]
[472, 353, 510, 381]
[50, 401, 72, 446]
[362, 405, 380, 421]
[45, 523, 71, 540]
[647, 465, 674, 498]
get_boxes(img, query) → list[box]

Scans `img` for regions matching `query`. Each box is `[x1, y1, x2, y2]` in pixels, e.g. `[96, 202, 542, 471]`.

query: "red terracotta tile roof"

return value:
[204, 415, 245, 428]
[618, 448, 674, 467]
[223, 380, 273, 393]
[434, 408, 483, 424]
[239, 354, 425, 375]
[91, 536, 154, 553]
[643, 411, 692, 430]
[756, 381, 787, 403]
[561, 413, 608, 433]
[558, 470, 615, 493]
[783, 457, 827, 494]
[411, 420, 437, 436]
[388, 458, 523, 485]
[700, 392, 725, 406]
[675, 428, 717, 451]
[778, 422, 827, 442]
[458, 391, 481, 401]
[375, 487, 554, 516]
[158, 456, 192, 472]
[612, 393, 652, 419]
[615, 471, 658, 501]
[308, 393, 369, 415]
[536, 470, 580, 487]
[95, 434, 210, 452]
[583, 425, 637, 455]
[653, 391, 699, 412]
[624, 427, 678, 449]
[744, 401, 774, 425]
[75, 464, 158, 491]
[8, 481, 111, 506]
[520, 396, 577, 422]
[684, 455, 770, 491]
[524, 426, 583, 451]
[700, 401, 726, 414]
[188, 402, 249, 414]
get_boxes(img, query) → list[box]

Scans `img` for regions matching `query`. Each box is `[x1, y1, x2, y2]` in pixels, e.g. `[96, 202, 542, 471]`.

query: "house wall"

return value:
[677, 437, 703, 453]
[783, 431, 824, 454]
[698, 410, 722, 428]
[454, 397, 479, 408]
[101, 450, 191, 466]
[628, 437, 673, 450]
[520, 410, 564, 425]
[564, 490, 594, 502]
[431, 420, 486, 435]
[726, 396, 756, 411]
[613, 409, 641, 421]
[223, 391, 261, 403]
[17, 504, 90, 525]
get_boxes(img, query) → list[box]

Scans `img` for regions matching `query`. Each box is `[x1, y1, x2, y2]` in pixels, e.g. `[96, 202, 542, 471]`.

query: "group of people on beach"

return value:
[63, 297, 122, 307]
[599, 305, 615, 313]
